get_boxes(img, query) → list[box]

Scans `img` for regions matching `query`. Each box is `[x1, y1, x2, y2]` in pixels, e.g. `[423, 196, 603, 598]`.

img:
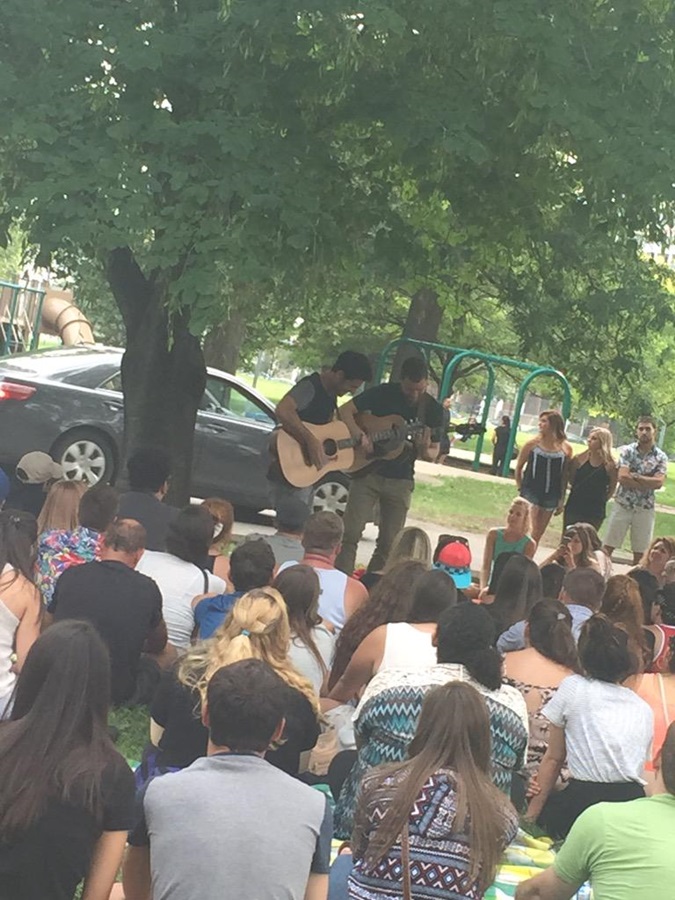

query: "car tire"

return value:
[51, 427, 117, 486]
[313, 472, 351, 517]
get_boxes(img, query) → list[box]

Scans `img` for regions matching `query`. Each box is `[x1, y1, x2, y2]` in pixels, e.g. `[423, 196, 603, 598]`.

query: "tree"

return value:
[3, 0, 675, 500]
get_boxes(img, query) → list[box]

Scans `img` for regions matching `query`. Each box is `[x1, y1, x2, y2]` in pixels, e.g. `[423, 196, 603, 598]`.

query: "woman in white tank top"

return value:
[0, 511, 42, 717]
[327, 570, 457, 704]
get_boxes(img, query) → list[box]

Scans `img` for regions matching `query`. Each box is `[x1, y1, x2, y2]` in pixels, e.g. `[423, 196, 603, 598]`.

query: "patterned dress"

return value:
[348, 767, 519, 899]
[35, 527, 101, 606]
[333, 664, 529, 838]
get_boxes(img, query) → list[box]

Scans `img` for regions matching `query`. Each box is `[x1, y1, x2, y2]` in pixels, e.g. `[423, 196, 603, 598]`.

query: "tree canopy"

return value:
[2, 0, 675, 494]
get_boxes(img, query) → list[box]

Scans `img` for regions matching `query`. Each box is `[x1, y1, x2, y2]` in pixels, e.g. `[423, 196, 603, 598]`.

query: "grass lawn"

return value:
[110, 705, 149, 764]
[411, 475, 518, 533]
[410, 471, 675, 553]
[237, 372, 291, 404]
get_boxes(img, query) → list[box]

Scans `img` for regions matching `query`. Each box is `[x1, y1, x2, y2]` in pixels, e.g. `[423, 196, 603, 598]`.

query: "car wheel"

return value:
[51, 428, 116, 485]
[313, 474, 350, 517]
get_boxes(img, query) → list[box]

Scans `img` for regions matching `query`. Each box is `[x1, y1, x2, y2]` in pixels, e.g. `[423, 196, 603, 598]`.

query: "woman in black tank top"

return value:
[563, 428, 618, 530]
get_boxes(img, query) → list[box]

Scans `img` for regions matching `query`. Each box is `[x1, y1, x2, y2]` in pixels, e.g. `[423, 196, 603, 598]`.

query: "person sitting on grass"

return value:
[497, 568, 604, 654]
[0, 621, 135, 900]
[525, 615, 653, 839]
[272, 564, 335, 696]
[480, 498, 536, 593]
[123, 659, 332, 900]
[45, 518, 169, 707]
[340, 682, 519, 900]
[193, 538, 275, 639]
[516, 721, 675, 900]
[327, 568, 456, 705]
[141, 589, 320, 781]
[35, 481, 119, 606]
[136, 505, 226, 650]
[200, 496, 235, 582]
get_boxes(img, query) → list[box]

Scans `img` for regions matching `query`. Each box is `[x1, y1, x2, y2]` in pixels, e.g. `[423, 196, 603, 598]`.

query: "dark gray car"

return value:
[0, 345, 349, 513]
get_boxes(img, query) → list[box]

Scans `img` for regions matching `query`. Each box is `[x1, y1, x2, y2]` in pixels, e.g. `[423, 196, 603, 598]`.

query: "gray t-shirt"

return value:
[130, 753, 332, 900]
[245, 531, 304, 566]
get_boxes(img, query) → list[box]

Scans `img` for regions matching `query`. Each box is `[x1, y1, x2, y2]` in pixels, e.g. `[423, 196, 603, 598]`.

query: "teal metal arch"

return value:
[375, 338, 572, 474]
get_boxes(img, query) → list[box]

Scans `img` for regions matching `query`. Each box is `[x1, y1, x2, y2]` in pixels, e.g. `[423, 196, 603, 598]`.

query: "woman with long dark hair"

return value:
[485, 554, 542, 636]
[328, 569, 457, 704]
[504, 600, 578, 788]
[328, 561, 428, 690]
[515, 410, 572, 544]
[136, 505, 226, 649]
[0, 509, 41, 716]
[273, 564, 335, 695]
[348, 682, 518, 899]
[333, 603, 528, 838]
[0, 620, 135, 899]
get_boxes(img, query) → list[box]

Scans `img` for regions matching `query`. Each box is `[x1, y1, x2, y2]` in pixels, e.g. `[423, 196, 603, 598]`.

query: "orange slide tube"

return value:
[40, 289, 95, 346]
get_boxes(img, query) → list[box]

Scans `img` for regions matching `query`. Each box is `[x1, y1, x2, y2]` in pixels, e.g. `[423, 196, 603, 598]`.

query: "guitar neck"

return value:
[336, 421, 423, 450]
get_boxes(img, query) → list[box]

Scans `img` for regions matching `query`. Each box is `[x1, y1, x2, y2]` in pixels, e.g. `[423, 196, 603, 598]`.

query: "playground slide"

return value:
[40, 289, 95, 346]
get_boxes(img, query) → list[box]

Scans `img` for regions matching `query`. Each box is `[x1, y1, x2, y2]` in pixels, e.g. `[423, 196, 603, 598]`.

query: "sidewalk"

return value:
[234, 515, 631, 578]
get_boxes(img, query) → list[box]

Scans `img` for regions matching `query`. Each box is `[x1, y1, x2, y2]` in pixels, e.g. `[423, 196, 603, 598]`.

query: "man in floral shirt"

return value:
[603, 416, 668, 564]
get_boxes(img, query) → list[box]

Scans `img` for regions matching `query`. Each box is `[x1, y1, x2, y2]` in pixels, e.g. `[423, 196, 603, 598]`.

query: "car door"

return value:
[192, 375, 275, 508]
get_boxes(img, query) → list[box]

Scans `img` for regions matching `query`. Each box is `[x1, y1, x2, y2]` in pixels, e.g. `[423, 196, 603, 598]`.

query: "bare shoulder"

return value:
[563, 441, 574, 457]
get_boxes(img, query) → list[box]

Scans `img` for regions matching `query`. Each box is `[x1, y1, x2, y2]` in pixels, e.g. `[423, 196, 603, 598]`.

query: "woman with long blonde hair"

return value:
[359, 525, 432, 592]
[480, 497, 536, 592]
[142, 589, 320, 781]
[563, 427, 618, 531]
[36, 480, 86, 534]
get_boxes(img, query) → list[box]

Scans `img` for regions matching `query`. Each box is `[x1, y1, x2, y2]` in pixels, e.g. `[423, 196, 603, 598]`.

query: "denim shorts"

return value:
[519, 488, 560, 511]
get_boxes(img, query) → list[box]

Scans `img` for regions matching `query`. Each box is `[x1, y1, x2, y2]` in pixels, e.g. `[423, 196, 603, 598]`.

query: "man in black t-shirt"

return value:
[269, 350, 372, 508]
[336, 357, 443, 574]
[46, 518, 168, 705]
[117, 448, 178, 551]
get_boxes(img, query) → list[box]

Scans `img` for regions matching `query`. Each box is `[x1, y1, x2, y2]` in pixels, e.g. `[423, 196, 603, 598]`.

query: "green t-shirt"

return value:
[554, 794, 675, 900]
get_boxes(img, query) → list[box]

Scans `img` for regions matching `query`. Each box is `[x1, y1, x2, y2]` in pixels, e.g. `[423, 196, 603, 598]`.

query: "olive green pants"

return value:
[335, 473, 413, 574]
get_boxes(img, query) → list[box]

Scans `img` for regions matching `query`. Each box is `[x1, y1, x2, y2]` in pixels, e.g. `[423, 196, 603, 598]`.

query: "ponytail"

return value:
[528, 600, 579, 671]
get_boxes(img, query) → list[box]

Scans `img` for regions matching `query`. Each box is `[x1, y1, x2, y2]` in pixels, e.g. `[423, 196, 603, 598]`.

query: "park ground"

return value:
[242, 373, 675, 547]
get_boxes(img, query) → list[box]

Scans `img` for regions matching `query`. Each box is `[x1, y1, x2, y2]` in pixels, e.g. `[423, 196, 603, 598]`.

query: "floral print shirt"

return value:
[35, 527, 102, 606]
[615, 442, 668, 511]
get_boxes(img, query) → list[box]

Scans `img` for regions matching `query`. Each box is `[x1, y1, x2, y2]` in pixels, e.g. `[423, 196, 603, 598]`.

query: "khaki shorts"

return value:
[603, 503, 655, 554]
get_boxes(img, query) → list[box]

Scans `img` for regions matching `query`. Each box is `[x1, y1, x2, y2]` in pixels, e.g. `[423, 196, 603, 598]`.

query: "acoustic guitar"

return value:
[275, 412, 427, 488]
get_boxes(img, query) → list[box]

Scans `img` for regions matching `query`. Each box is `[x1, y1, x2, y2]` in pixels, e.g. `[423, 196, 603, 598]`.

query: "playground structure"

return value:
[375, 338, 572, 476]
[0, 280, 94, 355]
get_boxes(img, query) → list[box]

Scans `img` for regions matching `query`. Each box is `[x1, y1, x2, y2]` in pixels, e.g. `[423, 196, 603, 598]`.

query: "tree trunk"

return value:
[202, 305, 247, 374]
[391, 287, 443, 379]
[106, 248, 206, 506]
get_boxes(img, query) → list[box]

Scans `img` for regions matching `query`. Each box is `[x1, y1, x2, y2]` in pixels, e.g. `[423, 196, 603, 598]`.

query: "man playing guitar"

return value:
[335, 357, 443, 574]
[269, 350, 373, 510]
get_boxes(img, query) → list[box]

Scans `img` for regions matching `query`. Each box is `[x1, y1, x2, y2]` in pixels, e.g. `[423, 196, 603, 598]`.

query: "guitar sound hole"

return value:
[323, 439, 338, 457]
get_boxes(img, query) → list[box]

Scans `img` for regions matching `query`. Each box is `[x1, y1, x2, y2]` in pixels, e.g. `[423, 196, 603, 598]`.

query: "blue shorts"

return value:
[520, 488, 560, 511]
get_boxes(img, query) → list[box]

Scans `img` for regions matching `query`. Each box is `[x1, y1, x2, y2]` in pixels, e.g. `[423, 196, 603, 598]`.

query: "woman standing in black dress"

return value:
[563, 427, 618, 531]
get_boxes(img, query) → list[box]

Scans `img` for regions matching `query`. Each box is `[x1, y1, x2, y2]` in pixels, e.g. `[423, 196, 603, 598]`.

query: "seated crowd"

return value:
[1, 448, 675, 900]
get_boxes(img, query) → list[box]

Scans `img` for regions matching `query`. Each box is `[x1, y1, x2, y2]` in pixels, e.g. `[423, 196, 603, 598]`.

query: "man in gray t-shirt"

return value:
[124, 659, 332, 900]
[245, 494, 309, 566]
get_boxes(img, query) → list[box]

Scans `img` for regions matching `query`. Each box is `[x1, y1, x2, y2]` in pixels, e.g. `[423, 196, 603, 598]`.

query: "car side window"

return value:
[199, 376, 274, 425]
[99, 371, 122, 393]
